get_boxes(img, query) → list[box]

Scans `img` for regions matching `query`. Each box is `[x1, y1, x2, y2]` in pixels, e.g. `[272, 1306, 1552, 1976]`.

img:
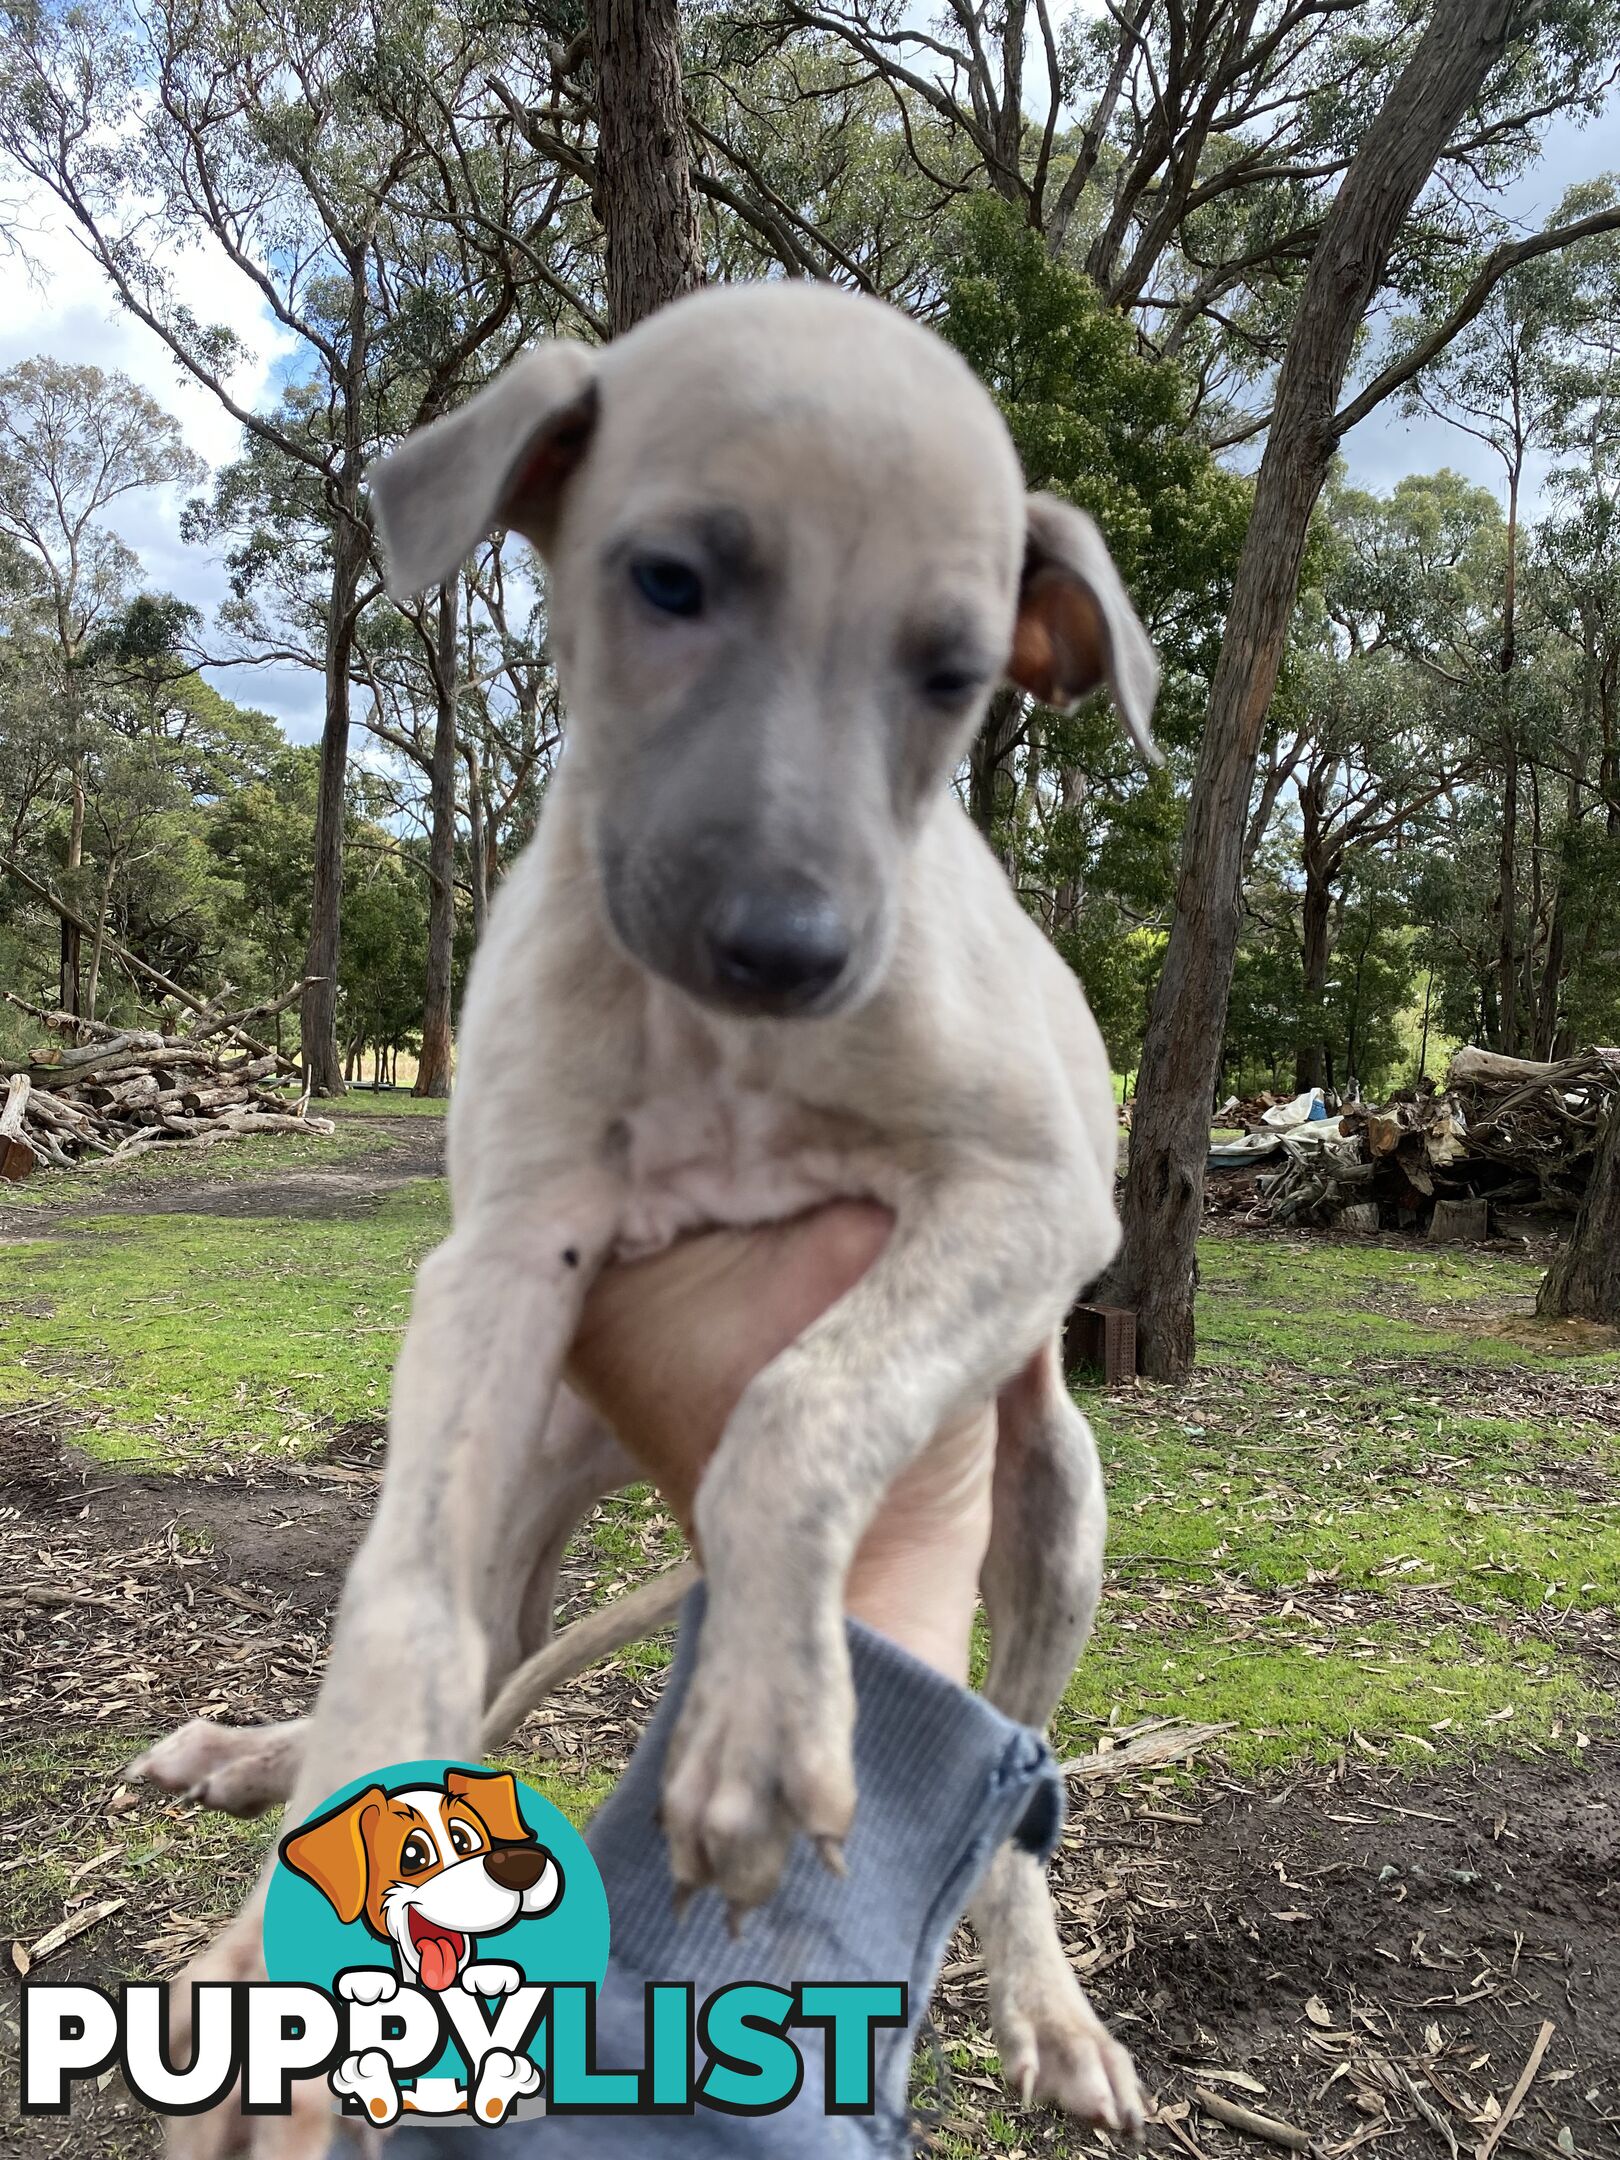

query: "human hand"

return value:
[568, 1204, 994, 1682]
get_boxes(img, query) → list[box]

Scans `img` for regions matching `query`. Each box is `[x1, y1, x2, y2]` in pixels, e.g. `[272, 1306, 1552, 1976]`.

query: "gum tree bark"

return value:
[415, 580, 461, 1096]
[1101, 0, 1527, 1380]
[1538, 1102, 1620, 1322]
[590, 0, 702, 336]
[301, 398, 369, 1099]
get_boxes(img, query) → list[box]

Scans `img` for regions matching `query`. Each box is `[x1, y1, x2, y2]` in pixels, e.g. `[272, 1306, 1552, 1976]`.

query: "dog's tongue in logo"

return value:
[265, 1761, 607, 2124]
[409, 1910, 466, 1992]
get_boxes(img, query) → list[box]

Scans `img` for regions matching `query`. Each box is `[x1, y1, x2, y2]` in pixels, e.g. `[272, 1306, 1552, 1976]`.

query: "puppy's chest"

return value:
[608, 1003, 893, 1261]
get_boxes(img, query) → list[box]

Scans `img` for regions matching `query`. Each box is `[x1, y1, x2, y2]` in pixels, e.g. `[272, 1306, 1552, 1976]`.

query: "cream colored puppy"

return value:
[148, 282, 1159, 2155]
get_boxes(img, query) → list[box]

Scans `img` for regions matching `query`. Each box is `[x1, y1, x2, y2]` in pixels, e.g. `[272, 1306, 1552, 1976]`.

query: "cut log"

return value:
[0, 987, 336, 1169]
[1448, 1047, 1565, 1087]
[0, 1072, 30, 1142]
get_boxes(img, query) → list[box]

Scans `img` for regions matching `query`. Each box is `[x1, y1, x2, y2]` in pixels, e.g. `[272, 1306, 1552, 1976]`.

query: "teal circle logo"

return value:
[262, 1759, 609, 2125]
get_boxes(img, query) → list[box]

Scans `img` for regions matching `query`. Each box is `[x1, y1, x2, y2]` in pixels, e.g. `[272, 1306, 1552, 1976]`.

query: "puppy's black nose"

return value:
[705, 879, 851, 1007]
[484, 1844, 548, 1892]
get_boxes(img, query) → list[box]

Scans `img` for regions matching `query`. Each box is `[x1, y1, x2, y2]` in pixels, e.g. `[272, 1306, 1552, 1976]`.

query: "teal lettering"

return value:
[697, 1985, 801, 2114]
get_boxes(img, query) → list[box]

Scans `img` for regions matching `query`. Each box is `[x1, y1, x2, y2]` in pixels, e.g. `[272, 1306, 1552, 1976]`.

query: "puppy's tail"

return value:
[479, 1561, 699, 1753]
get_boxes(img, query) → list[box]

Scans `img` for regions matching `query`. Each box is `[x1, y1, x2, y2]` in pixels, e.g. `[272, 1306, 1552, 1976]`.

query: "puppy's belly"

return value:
[610, 1085, 895, 1262]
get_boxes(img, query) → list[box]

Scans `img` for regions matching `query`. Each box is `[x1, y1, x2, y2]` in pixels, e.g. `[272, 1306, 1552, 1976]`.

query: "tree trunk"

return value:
[1495, 454, 1523, 1052]
[968, 687, 1025, 847]
[1416, 966, 1434, 1081]
[1537, 1101, 1620, 1322]
[85, 852, 117, 1025]
[415, 581, 459, 1097]
[1294, 782, 1334, 1093]
[58, 756, 85, 1018]
[1100, 0, 1520, 1381]
[590, 0, 702, 337]
[1534, 769, 1581, 1058]
[1050, 764, 1088, 934]
[1294, 861, 1333, 1095]
[1496, 739, 1519, 1049]
[462, 737, 488, 948]
[300, 502, 367, 1096]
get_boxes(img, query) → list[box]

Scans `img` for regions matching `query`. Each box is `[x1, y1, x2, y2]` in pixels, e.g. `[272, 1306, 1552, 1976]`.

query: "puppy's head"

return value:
[280, 1770, 562, 1991]
[370, 284, 1159, 1019]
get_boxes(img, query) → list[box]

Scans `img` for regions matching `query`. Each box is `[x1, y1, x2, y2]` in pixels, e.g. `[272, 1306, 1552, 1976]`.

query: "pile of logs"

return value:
[0, 989, 334, 1177]
[1227, 1046, 1620, 1238]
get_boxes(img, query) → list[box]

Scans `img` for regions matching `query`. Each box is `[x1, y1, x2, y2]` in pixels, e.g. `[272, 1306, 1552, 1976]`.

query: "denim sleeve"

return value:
[401, 1588, 1063, 2157]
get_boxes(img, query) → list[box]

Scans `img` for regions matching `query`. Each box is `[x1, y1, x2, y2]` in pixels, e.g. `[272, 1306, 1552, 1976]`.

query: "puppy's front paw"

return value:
[131, 1716, 304, 1818]
[338, 1967, 400, 2006]
[163, 1911, 362, 2157]
[461, 1962, 522, 1997]
[661, 1617, 855, 1914]
[992, 1966, 1144, 2137]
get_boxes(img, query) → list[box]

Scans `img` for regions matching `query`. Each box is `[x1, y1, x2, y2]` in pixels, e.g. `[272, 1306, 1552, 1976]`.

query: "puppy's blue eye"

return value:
[632, 555, 703, 617]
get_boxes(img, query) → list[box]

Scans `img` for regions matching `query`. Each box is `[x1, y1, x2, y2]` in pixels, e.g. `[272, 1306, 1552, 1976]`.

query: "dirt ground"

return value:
[2, 1119, 1615, 2158]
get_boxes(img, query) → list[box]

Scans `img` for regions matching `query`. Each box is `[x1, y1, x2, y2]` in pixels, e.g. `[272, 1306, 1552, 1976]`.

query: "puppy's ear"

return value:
[1008, 493, 1161, 765]
[279, 1787, 383, 1925]
[446, 1768, 532, 1846]
[367, 342, 600, 600]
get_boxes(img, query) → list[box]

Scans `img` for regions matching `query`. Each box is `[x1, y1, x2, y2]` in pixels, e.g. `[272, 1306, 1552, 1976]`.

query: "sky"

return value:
[1, 65, 1615, 747]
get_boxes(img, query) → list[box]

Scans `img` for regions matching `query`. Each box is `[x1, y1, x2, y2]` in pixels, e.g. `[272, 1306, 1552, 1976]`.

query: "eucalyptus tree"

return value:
[1392, 202, 1620, 1049]
[0, 356, 203, 1013]
[1101, 0, 1620, 1377]
[0, 539, 62, 865]
[2, 0, 577, 1088]
[716, 3, 1615, 431]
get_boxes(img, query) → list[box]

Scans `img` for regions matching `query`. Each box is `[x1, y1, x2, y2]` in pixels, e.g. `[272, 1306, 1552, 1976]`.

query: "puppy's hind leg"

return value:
[133, 1388, 633, 1817]
[970, 1337, 1144, 2137]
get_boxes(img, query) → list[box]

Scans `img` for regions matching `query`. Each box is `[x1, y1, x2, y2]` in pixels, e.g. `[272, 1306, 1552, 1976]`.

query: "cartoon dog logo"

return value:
[280, 1766, 563, 2122]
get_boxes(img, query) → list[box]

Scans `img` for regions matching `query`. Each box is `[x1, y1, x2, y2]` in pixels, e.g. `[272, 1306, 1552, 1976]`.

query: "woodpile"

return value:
[1228, 1046, 1620, 1238]
[0, 989, 334, 1177]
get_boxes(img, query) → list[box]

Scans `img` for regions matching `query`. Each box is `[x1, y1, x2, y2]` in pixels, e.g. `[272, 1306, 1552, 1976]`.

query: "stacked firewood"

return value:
[0, 989, 334, 1176]
[1234, 1046, 1620, 1237]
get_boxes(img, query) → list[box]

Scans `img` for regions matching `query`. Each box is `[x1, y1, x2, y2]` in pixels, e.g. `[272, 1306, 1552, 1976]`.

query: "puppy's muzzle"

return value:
[704, 875, 851, 1011]
[483, 1843, 550, 1893]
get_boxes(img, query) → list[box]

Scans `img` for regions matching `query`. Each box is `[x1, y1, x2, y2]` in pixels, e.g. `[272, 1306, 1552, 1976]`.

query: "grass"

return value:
[4, 1140, 1616, 2160]
[0, 1181, 447, 1460]
[1060, 1609, 1601, 1771]
[0, 1115, 389, 1213]
[3, 1154, 1615, 1776]
[0, 1731, 267, 1952]
[1055, 1233, 1620, 1773]
[328, 1090, 449, 1117]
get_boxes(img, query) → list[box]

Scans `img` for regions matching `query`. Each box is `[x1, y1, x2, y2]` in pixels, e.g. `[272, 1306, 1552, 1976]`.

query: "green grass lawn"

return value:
[3, 1165, 1615, 1775]
[3, 1156, 1616, 2160]
[0, 1115, 392, 1215]
[0, 1182, 448, 1461]
[1060, 1236, 1620, 1771]
[328, 1090, 450, 1117]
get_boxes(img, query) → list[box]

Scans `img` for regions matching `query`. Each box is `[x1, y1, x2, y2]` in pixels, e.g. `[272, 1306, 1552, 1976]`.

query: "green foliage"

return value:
[938, 195, 1249, 679]
[339, 829, 431, 1064]
[934, 196, 1248, 1067]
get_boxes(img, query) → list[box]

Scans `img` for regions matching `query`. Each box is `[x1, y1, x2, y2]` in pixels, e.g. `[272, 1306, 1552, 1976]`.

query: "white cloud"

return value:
[1, 182, 325, 739]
